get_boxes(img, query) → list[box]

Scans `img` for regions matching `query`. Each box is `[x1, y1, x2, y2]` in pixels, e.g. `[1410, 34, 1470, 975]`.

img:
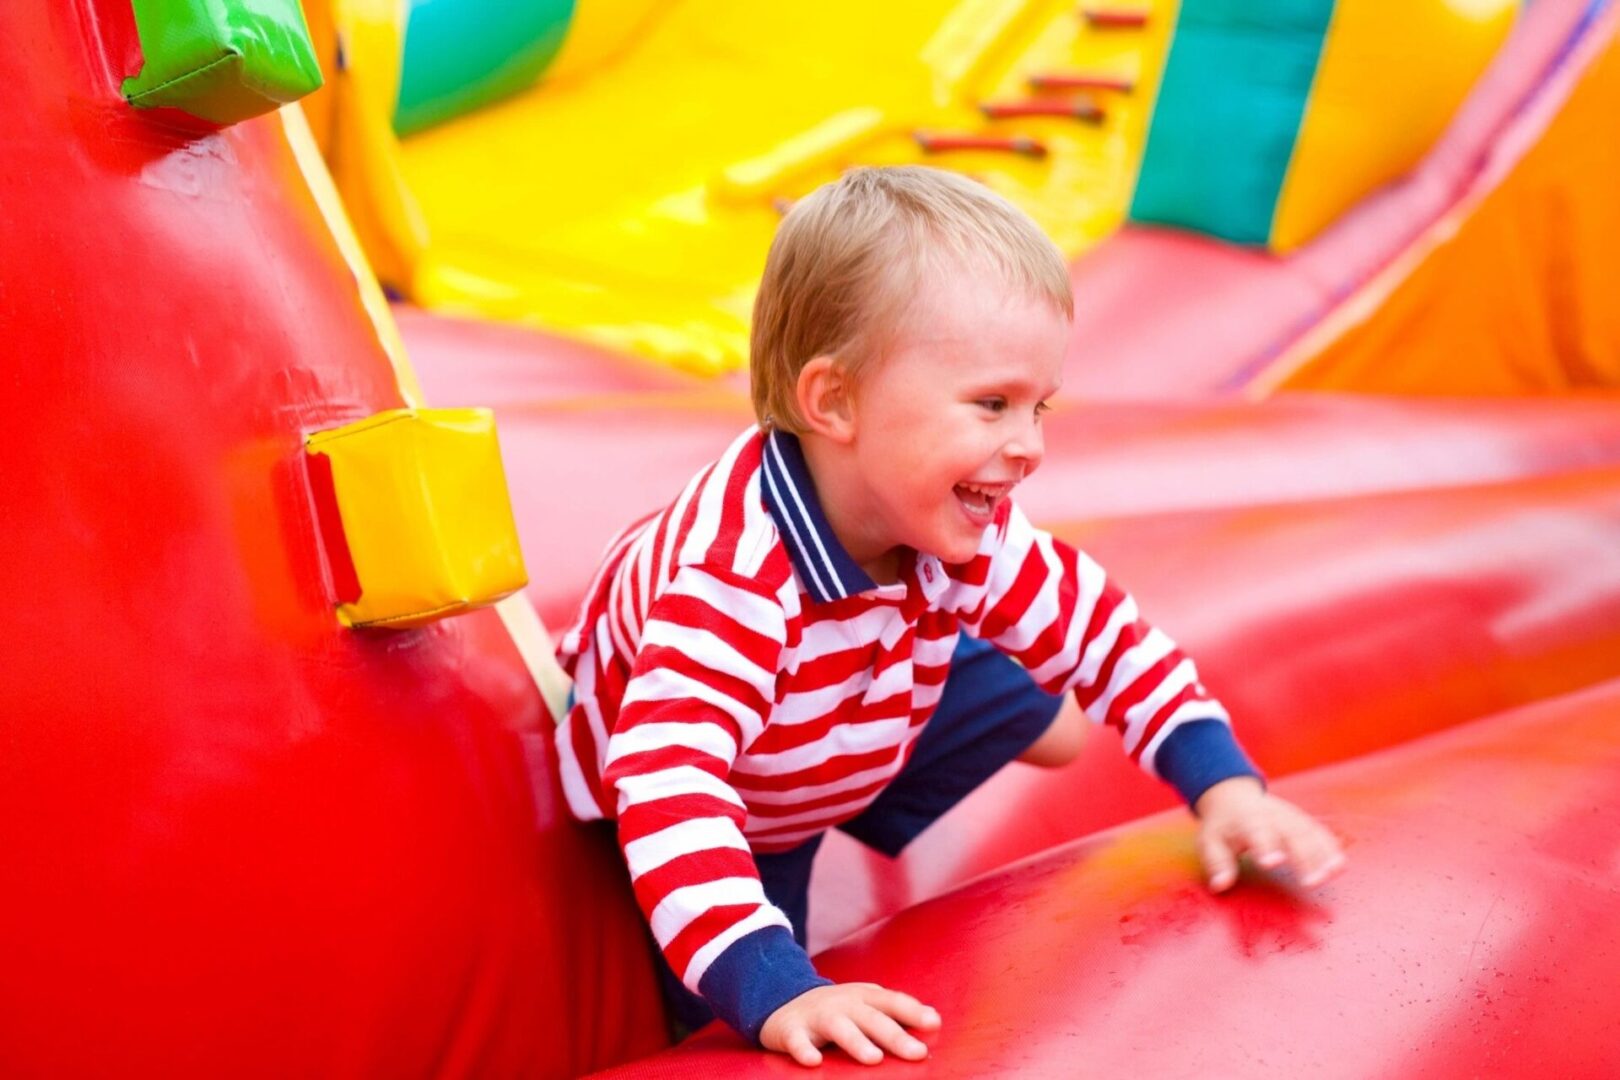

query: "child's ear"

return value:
[795, 355, 856, 443]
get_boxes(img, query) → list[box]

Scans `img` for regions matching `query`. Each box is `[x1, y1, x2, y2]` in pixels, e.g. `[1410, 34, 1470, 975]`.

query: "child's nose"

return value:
[1005, 417, 1044, 471]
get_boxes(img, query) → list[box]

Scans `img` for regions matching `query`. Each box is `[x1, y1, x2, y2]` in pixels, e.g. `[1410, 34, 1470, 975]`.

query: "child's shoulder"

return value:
[642, 426, 797, 597]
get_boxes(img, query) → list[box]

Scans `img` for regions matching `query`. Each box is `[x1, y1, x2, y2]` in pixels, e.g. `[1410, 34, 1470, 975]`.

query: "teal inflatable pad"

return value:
[394, 0, 575, 136]
[1129, 0, 1335, 246]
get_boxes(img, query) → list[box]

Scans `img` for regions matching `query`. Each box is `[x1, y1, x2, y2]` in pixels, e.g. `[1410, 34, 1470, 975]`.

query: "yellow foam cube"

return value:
[305, 408, 528, 629]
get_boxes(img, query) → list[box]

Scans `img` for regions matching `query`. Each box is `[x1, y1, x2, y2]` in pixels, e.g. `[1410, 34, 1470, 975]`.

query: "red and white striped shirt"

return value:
[555, 426, 1235, 1032]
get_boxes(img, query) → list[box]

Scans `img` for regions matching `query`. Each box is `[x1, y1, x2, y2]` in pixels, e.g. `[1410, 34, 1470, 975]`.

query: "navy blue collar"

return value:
[759, 429, 878, 603]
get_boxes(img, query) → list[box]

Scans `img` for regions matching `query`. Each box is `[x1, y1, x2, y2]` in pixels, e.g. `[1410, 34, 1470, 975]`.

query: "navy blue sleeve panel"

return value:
[1153, 718, 1265, 809]
[698, 925, 833, 1044]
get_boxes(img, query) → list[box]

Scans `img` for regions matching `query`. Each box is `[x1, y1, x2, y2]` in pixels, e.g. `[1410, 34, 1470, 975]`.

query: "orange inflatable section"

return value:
[1269, 18, 1620, 395]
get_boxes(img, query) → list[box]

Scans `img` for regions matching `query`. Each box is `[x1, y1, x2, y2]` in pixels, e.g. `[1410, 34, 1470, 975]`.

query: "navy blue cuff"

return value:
[697, 925, 832, 1044]
[1154, 719, 1264, 809]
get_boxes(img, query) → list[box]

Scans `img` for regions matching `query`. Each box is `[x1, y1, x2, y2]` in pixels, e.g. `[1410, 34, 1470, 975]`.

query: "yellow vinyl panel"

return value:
[302, 0, 429, 292]
[396, 0, 1177, 374]
[1270, 0, 1516, 253]
[544, 0, 668, 84]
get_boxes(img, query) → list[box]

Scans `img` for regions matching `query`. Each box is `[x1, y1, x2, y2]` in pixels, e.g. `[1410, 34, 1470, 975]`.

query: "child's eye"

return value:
[1035, 401, 1051, 418]
[977, 397, 1008, 414]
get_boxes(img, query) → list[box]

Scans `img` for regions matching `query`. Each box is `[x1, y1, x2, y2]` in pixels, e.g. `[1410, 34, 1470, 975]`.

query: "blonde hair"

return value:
[749, 166, 1073, 432]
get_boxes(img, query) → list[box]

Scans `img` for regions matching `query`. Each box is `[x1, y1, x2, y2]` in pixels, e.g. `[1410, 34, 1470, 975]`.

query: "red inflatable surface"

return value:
[0, 5, 661, 1076]
[598, 677, 1620, 1076]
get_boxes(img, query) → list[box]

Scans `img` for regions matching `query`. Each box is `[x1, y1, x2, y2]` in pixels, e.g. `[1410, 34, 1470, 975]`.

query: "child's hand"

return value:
[1193, 777, 1346, 892]
[760, 981, 941, 1067]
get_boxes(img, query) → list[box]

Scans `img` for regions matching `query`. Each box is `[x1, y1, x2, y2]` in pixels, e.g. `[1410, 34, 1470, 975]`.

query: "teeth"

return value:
[956, 483, 997, 513]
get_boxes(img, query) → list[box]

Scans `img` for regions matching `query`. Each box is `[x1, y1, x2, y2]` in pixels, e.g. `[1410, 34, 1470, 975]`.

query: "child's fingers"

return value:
[851, 1004, 930, 1061]
[1239, 821, 1287, 869]
[782, 1027, 824, 1068]
[1300, 848, 1348, 888]
[822, 1014, 884, 1066]
[1285, 819, 1347, 888]
[1198, 830, 1240, 892]
[861, 986, 941, 1031]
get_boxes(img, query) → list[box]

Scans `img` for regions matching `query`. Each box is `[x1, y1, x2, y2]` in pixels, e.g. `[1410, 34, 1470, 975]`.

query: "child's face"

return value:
[844, 264, 1068, 568]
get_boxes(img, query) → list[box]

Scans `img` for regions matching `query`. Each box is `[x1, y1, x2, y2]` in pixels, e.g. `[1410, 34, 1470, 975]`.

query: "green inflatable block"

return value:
[122, 0, 324, 125]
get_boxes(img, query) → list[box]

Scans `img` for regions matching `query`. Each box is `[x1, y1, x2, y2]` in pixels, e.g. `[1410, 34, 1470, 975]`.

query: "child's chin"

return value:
[934, 537, 982, 566]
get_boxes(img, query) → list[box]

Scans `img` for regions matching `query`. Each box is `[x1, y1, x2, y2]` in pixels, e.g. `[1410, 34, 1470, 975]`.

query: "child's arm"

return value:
[949, 502, 1252, 797]
[950, 503, 1344, 888]
[602, 560, 937, 1059]
[601, 561, 819, 1038]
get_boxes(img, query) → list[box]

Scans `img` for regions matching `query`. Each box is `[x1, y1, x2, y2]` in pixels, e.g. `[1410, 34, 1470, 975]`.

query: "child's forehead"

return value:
[881, 255, 1030, 327]
[884, 261, 1052, 341]
[874, 285, 1067, 387]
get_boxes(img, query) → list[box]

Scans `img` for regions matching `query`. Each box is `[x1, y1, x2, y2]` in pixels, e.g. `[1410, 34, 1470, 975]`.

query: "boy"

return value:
[555, 167, 1345, 1067]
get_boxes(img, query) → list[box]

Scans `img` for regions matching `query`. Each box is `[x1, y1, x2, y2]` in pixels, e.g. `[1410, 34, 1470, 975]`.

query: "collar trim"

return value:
[760, 429, 877, 603]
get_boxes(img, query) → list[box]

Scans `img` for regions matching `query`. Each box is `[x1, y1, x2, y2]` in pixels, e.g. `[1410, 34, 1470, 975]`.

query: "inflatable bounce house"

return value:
[5, 0, 1620, 1075]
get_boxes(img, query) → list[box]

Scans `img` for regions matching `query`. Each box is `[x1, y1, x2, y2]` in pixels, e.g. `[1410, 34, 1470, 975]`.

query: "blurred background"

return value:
[4, 1, 1620, 1076]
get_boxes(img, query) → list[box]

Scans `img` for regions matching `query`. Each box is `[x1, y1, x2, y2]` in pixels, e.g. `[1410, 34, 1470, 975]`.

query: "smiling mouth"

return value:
[954, 481, 1012, 524]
